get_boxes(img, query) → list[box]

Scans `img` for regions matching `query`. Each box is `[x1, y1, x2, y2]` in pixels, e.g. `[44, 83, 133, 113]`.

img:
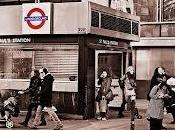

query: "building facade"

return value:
[132, 0, 175, 98]
[0, 0, 139, 118]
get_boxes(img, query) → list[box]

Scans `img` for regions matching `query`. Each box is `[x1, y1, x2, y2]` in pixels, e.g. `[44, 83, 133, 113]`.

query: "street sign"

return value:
[22, 3, 51, 34]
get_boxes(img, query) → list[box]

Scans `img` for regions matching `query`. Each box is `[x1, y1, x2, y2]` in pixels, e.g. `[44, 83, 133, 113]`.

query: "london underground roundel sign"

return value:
[25, 8, 48, 29]
[22, 3, 51, 34]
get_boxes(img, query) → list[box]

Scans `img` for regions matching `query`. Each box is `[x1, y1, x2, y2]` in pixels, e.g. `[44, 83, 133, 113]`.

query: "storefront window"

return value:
[0, 48, 33, 79]
[0, 44, 78, 81]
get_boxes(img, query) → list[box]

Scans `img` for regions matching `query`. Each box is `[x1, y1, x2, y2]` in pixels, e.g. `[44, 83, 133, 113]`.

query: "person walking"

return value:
[149, 81, 168, 130]
[118, 66, 136, 118]
[30, 68, 63, 130]
[19, 69, 46, 127]
[95, 70, 112, 120]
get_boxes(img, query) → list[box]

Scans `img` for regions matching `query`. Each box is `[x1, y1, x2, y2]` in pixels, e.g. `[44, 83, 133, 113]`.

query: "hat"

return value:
[126, 66, 134, 73]
[167, 77, 175, 86]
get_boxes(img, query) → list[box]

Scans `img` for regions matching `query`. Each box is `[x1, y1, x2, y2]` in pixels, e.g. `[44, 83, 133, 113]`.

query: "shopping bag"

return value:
[100, 97, 107, 112]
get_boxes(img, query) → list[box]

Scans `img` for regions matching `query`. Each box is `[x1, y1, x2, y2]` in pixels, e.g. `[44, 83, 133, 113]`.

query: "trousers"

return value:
[32, 105, 61, 127]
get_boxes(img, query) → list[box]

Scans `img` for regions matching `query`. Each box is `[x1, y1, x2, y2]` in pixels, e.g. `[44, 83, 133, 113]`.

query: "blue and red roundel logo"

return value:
[24, 8, 48, 29]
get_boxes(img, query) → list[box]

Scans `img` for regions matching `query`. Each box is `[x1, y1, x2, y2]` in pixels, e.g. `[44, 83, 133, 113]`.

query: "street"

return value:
[0, 100, 175, 130]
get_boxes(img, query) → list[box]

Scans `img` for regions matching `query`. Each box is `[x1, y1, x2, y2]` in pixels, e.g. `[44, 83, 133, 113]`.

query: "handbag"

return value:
[105, 90, 114, 101]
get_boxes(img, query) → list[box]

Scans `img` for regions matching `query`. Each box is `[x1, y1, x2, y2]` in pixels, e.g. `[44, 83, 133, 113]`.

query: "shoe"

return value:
[54, 123, 63, 130]
[161, 126, 167, 130]
[19, 122, 27, 127]
[170, 121, 175, 124]
[96, 116, 101, 120]
[101, 117, 107, 121]
[39, 122, 46, 126]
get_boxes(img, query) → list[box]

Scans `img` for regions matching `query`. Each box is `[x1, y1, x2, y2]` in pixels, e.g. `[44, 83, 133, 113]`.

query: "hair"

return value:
[147, 67, 166, 100]
[34, 69, 40, 77]
[153, 67, 159, 77]
[150, 67, 164, 85]
[159, 81, 167, 89]
[43, 68, 48, 74]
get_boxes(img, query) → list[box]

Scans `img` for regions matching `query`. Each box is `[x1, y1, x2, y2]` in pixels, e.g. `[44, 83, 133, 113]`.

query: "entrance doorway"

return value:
[95, 50, 123, 108]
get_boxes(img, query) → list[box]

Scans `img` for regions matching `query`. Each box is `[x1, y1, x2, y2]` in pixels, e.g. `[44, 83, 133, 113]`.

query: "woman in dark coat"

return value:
[19, 69, 46, 127]
[95, 70, 112, 120]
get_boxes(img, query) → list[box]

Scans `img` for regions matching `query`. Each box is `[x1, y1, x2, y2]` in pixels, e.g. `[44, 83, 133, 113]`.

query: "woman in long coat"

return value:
[118, 66, 136, 118]
[149, 82, 168, 130]
[96, 70, 112, 120]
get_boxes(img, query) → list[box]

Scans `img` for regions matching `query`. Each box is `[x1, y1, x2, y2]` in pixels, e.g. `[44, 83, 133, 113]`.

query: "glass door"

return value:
[95, 50, 123, 108]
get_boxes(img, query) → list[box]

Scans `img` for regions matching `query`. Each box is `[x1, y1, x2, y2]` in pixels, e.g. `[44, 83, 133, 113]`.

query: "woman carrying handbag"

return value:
[95, 70, 112, 120]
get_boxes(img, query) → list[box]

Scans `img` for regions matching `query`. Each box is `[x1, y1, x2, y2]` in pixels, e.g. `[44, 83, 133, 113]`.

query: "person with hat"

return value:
[118, 66, 137, 118]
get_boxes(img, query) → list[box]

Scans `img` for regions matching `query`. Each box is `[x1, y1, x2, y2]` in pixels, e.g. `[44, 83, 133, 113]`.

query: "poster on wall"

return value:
[22, 3, 51, 34]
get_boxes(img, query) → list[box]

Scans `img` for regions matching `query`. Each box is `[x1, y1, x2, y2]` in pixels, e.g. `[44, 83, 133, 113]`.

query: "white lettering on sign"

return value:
[12, 38, 31, 43]
[0, 38, 31, 43]
[98, 39, 118, 46]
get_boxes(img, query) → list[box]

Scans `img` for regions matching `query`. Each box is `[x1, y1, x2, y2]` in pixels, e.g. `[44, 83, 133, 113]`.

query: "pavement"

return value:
[0, 99, 175, 130]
